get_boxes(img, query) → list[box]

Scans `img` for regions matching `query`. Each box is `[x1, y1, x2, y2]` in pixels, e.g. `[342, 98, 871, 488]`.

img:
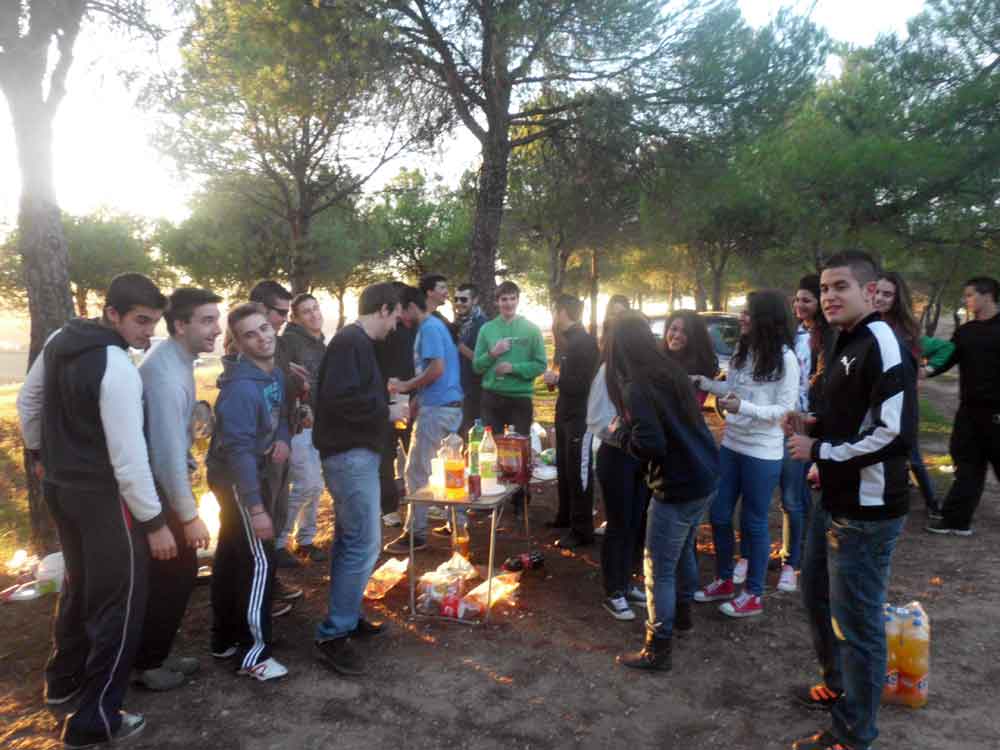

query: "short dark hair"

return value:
[249, 280, 292, 309]
[964, 276, 999, 302]
[457, 282, 479, 299]
[227, 302, 266, 334]
[419, 274, 447, 294]
[165, 287, 222, 336]
[495, 280, 520, 299]
[822, 251, 879, 287]
[399, 285, 427, 312]
[555, 294, 584, 322]
[798, 274, 821, 301]
[358, 282, 400, 316]
[290, 292, 317, 316]
[105, 273, 167, 317]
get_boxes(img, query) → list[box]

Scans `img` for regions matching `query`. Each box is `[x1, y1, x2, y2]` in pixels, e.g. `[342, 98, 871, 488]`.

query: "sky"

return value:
[0, 0, 927, 229]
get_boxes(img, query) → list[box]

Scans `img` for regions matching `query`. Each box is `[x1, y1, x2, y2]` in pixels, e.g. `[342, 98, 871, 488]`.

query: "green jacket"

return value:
[920, 335, 955, 371]
[473, 315, 547, 398]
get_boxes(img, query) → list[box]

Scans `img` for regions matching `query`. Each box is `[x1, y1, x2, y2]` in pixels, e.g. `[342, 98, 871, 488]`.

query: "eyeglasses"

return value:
[455, 296, 471, 303]
[268, 305, 290, 318]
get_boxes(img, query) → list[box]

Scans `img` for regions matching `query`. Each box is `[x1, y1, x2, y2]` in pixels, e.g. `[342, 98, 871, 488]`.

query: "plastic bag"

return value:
[364, 557, 409, 600]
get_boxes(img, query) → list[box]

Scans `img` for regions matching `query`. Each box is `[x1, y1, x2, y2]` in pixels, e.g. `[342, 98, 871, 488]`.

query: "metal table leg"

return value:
[408, 507, 416, 617]
[485, 506, 498, 624]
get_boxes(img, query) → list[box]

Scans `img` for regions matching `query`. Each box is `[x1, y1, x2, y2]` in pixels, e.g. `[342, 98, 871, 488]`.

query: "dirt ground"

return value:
[2, 379, 999, 750]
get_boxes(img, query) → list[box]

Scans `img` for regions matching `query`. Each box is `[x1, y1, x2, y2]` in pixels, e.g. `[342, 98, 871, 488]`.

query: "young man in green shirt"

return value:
[473, 280, 547, 439]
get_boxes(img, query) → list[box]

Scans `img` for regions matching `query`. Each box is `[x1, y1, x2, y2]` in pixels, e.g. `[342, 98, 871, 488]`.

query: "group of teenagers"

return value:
[15, 250, 1000, 750]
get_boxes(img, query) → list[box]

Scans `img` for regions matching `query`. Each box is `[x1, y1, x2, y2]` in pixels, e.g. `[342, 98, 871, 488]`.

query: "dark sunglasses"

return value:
[455, 296, 471, 303]
[268, 305, 290, 318]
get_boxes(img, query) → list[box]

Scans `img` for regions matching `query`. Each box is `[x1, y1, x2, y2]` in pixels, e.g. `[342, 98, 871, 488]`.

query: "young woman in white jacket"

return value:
[691, 290, 799, 617]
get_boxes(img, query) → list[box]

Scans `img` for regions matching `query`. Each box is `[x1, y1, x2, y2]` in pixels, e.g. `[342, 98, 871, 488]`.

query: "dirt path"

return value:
[3, 394, 998, 749]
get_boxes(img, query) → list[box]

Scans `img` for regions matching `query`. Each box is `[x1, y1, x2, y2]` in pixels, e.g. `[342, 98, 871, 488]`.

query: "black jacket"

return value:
[810, 313, 916, 520]
[612, 381, 719, 503]
[313, 322, 389, 458]
[280, 322, 326, 408]
[929, 312, 1000, 410]
[555, 323, 599, 425]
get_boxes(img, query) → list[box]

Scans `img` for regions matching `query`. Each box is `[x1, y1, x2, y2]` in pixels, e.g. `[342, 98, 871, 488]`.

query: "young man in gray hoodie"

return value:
[132, 288, 222, 691]
[207, 303, 291, 681]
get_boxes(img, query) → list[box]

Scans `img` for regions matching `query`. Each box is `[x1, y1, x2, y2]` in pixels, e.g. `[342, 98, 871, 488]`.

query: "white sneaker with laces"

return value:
[382, 511, 402, 527]
[777, 564, 798, 593]
[603, 596, 636, 621]
[240, 657, 288, 681]
[733, 558, 748, 585]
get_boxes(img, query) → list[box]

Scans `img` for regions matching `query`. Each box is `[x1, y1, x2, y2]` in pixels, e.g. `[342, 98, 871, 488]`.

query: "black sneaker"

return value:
[925, 518, 973, 536]
[554, 531, 593, 550]
[350, 617, 386, 638]
[315, 637, 367, 675]
[299, 544, 328, 563]
[794, 683, 843, 711]
[275, 548, 303, 568]
[792, 729, 853, 750]
[384, 533, 427, 554]
[44, 682, 82, 706]
[63, 711, 145, 749]
[272, 600, 293, 618]
[274, 579, 303, 601]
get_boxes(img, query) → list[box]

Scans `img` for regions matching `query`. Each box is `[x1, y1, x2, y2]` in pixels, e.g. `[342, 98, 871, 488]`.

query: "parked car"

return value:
[648, 311, 741, 417]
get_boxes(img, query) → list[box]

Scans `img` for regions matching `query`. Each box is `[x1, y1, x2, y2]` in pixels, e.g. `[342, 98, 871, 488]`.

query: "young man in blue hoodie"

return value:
[207, 303, 291, 681]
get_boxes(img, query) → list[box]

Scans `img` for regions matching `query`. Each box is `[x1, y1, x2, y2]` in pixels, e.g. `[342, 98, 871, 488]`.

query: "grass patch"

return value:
[0, 418, 30, 564]
[919, 396, 953, 437]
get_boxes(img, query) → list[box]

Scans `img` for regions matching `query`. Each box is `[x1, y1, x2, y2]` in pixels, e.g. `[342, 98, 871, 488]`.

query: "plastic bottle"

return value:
[897, 613, 930, 708]
[480, 427, 498, 494]
[364, 557, 409, 600]
[468, 419, 484, 475]
[453, 516, 471, 559]
[502, 550, 544, 572]
[882, 608, 901, 703]
[441, 432, 466, 500]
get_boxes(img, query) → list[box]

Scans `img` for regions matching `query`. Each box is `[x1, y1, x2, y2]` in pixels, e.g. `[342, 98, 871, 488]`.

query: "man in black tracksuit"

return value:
[544, 294, 600, 548]
[926, 276, 1000, 536]
[16, 273, 173, 747]
[787, 252, 917, 750]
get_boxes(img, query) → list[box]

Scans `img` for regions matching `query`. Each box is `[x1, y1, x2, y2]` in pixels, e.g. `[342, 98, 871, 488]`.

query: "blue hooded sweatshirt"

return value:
[207, 355, 290, 508]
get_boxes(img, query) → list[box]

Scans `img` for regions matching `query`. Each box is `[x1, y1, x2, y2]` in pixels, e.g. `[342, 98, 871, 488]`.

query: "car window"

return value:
[707, 320, 740, 356]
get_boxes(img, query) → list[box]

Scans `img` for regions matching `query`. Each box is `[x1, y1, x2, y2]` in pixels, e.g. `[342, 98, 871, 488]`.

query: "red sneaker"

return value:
[693, 578, 735, 602]
[719, 591, 763, 618]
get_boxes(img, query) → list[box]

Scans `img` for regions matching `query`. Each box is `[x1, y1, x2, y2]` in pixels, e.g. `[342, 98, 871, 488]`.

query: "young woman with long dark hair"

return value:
[774, 275, 831, 594]
[874, 271, 938, 514]
[691, 290, 799, 617]
[587, 315, 649, 619]
[663, 310, 718, 405]
[602, 313, 719, 671]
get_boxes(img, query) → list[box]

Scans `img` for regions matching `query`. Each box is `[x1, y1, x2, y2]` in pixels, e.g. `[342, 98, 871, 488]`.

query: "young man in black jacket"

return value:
[786, 251, 917, 750]
[17, 273, 174, 748]
[543, 295, 600, 548]
[312, 283, 406, 676]
[925, 276, 1000, 536]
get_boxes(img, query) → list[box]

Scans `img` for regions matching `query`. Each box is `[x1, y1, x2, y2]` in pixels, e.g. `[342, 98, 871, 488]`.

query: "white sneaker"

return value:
[733, 558, 748, 585]
[777, 564, 798, 593]
[239, 657, 288, 681]
[427, 506, 448, 521]
[603, 596, 636, 621]
[382, 511, 402, 527]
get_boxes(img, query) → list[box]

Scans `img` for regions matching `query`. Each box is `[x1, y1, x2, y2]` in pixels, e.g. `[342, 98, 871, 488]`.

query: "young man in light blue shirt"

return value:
[385, 285, 463, 552]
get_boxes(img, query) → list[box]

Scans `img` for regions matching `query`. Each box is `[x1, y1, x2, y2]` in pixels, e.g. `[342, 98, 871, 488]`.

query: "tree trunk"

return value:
[469, 134, 511, 317]
[588, 248, 600, 337]
[288, 212, 312, 294]
[335, 288, 347, 330]
[5, 74, 75, 555]
[74, 285, 88, 317]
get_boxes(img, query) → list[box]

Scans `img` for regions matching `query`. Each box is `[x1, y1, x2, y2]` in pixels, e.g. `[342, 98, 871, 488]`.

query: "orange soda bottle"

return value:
[882, 607, 901, 703]
[897, 609, 930, 708]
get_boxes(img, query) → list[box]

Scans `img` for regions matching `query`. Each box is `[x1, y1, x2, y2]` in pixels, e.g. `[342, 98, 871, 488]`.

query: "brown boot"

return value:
[617, 630, 672, 671]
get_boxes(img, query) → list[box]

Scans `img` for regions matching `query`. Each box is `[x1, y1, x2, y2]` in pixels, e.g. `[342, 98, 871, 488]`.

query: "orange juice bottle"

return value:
[441, 433, 466, 500]
[897, 612, 930, 708]
[882, 608, 901, 703]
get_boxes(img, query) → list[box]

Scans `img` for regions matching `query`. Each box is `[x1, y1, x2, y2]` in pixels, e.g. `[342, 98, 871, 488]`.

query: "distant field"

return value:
[0, 352, 27, 385]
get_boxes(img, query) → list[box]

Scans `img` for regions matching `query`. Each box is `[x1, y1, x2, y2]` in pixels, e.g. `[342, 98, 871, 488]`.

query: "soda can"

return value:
[467, 474, 481, 499]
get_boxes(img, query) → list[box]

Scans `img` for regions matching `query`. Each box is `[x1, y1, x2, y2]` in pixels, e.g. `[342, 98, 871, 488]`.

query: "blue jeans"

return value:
[278, 428, 324, 548]
[645, 493, 712, 639]
[710, 446, 781, 596]
[909, 441, 937, 510]
[403, 404, 462, 537]
[801, 501, 905, 750]
[316, 448, 381, 641]
[779, 445, 809, 569]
